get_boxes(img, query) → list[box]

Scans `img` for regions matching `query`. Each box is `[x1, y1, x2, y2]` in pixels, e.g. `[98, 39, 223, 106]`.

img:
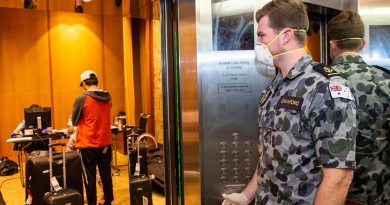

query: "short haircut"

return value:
[327, 11, 364, 50]
[84, 73, 98, 86]
[256, 0, 309, 45]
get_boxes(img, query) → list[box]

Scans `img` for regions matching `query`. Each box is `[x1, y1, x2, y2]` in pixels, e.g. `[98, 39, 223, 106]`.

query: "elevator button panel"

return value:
[218, 131, 255, 184]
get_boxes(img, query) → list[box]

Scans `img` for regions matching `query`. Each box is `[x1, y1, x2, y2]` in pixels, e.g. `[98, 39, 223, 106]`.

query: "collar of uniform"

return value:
[330, 54, 365, 66]
[271, 71, 284, 87]
[285, 53, 311, 80]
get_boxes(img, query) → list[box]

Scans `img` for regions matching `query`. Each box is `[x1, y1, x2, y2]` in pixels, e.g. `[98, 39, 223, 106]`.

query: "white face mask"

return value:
[255, 29, 306, 68]
[255, 43, 274, 67]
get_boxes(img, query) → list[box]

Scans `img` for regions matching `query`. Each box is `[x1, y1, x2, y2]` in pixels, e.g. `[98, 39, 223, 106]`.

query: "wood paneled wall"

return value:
[126, 0, 163, 144]
[152, 20, 163, 144]
[0, 8, 52, 160]
[0, 0, 122, 15]
[0, 7, 124, 161]
[0, 0, 163, 160]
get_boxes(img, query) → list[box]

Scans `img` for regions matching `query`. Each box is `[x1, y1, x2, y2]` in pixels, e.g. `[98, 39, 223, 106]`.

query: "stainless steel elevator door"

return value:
[196, 0, 273, 204]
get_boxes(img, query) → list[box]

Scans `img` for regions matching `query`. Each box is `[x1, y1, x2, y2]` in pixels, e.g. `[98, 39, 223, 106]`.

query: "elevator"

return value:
[160, 0, 358, 204]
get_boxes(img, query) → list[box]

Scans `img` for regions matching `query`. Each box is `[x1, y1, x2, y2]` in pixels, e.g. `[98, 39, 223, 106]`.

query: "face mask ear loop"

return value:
[264, 30, 286, 48]
[292, 29, 306, 33]
[273, 48, 305, 58]
[266, 29, 306, 48]
[270, 29, 307, 58]
[335, 37, 362, 42]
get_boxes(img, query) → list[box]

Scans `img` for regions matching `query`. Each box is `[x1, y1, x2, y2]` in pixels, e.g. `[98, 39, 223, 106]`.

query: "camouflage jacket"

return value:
[331, 54, 390, 205]
[257, 54, 357, 205]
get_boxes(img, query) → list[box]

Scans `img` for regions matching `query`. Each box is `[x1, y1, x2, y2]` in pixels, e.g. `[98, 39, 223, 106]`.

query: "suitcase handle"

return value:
[134, 133, 158, 176]
[48, 136, 67, 192]
[48, 143, 66, 147]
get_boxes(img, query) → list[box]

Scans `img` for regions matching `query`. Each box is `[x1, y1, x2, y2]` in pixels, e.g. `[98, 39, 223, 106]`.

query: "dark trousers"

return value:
[80, 146, 113, 205]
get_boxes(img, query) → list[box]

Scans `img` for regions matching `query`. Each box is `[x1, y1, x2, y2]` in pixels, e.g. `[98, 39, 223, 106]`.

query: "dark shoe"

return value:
[75, 5, 84, 13]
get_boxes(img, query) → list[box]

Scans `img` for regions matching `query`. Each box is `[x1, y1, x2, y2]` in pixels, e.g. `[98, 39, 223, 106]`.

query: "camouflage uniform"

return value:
[257, 54, 357, 205]
[330, 54, 390, 205]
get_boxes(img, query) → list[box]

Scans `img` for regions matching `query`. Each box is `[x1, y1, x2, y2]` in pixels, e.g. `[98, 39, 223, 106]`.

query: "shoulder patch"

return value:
[329, 81, 354, 100]
[313, 63, 340, 78]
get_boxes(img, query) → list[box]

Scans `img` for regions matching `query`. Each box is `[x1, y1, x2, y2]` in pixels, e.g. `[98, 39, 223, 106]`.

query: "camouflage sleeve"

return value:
[309, 79, 357, 168]
[376, 70, 390, 140]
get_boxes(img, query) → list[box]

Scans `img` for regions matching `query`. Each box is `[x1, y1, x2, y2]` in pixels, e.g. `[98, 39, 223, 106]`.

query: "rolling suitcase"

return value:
[43, 136, 83, 205]
[129, 144, 148, 176]
[130, 175, 153, 205]
[25, 151, 83, 205]
[128, 134, 156, 205]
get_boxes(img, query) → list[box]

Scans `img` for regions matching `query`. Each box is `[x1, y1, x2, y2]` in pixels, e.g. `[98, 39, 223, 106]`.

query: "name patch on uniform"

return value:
[329, 81, 354, 100]
[277, 96, 303, 111]
[313, 63, 340, 79]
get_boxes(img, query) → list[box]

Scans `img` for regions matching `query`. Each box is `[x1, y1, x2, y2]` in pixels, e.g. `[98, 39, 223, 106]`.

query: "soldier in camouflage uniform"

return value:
[222, 1, 357, 205]
[328, 11, 390, 205]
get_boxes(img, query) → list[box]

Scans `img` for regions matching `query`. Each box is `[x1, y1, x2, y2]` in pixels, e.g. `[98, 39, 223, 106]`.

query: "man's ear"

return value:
[329, 40, 337, 50]
[359, 39, 367, 51]
[282, 29, 294, 45]
[329, 40, 339, 60]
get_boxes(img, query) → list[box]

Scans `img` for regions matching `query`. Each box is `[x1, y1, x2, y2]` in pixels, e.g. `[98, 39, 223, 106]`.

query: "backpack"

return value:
[0, 157, 18, 176]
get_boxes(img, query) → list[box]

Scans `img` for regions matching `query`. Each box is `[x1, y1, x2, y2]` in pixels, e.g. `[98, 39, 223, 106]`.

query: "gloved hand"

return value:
[222, 193, 250, 205]
[42, 128, 49, 134]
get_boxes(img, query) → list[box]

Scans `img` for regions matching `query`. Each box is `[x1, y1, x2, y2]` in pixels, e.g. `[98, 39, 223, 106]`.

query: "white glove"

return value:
[222, 192, 250, 205]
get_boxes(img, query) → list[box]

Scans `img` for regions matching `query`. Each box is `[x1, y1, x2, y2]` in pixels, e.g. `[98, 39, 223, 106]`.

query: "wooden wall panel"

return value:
[122, 17, 136, 125]
[50, 12, 104, 128]
[122, 0, 131, 16]
[0, 0, 121, 16]
[131, 19, 143, 124]
[152, 0, 159, 20]
[0, 8, 125, 160]
[50, 0, 102, 15]
[102, 0, 123, 16]
[140, 20, 152, 116]
[305, 32, 321, 62]
[152, 20, 163, 144]
[0, 0, 48, 10]
[0, 8, 51, 160]
[103, 15, 125, 121]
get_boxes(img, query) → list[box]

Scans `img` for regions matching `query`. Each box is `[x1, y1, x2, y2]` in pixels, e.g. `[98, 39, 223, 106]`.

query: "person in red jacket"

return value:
[72, 70, 113, 205]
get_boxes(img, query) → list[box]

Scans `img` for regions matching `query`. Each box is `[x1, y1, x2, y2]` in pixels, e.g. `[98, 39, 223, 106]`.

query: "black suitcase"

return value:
[43, 136, 83, 205]
[129, 144, 148, 176]
[25, 150, 83, 205]
[130, 175, 153, 205]
[44, 188, 83, 205]
[128, 134, 156, 205]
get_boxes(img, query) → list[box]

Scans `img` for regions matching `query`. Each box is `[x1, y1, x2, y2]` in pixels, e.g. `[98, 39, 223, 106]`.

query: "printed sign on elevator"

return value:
[218, 83, 252, 94]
